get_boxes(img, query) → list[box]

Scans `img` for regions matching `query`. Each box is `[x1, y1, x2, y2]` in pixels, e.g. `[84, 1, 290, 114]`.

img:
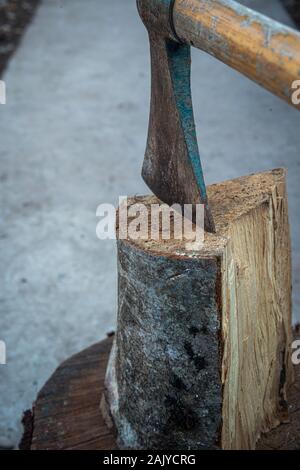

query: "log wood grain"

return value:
[29, 337, 116, 450]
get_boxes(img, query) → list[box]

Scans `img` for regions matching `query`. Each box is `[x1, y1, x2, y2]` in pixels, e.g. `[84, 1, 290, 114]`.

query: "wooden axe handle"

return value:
[173, 0, 300, 108]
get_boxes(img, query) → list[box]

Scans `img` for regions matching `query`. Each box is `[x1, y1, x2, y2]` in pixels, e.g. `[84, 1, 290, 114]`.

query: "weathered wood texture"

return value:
[29, 337, 116, 450]
[24, 331, 300, 450]
[104, 169, 293, 450]
[219, 170, 293, 448]
[174, 0, 300, 108]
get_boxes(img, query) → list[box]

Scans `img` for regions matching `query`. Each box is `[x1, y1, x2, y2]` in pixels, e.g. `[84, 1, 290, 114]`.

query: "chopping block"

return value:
[102, 169, 293, 450]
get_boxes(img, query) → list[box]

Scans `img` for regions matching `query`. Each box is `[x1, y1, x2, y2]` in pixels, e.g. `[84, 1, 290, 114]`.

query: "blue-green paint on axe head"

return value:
[137, 0, 215, 233]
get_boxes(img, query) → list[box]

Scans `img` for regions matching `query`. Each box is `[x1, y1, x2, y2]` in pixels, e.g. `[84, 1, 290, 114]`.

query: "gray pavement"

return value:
[0, 0, 299, 447]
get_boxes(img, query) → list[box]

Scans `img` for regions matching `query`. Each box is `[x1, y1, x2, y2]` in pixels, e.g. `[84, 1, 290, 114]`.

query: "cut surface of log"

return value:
[104, 169, 293, 450]
[29, 337, 116, 450]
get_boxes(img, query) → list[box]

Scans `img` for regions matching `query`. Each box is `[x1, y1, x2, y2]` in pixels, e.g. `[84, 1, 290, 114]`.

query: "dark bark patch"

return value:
[184, 341, 207, 371]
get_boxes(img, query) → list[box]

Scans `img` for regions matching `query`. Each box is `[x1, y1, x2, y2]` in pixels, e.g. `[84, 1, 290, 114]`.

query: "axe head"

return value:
[137, 0, 215, 233]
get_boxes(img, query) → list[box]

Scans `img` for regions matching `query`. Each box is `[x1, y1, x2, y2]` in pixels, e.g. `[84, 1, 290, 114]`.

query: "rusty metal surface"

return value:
[137, 0, 216, 232]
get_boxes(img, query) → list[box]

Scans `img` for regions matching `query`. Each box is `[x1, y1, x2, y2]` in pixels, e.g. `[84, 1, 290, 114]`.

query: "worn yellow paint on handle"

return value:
[174, 0, 300, 109]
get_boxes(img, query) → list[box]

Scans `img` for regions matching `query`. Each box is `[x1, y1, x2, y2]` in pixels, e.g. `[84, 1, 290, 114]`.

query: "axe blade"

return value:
[142, 33, 215, 233]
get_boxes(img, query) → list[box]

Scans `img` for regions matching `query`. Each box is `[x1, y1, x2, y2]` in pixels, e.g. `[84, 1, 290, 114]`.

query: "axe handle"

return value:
[173, 0, 300, 108]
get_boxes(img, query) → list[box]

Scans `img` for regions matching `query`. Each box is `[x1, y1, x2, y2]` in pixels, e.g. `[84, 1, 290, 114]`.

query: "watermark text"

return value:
[291, 80, 300, 105]
[96, 197, 204, 250]
[0, 340, 6, 365]
[292, 339, 300, 365]
[0, 80, 6, 105]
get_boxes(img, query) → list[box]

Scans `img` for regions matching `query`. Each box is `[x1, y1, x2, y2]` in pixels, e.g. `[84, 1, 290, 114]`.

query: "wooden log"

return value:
[23, 330, 300, 450]
[103, 169, 294, 450]
[28, 337, 117, 450]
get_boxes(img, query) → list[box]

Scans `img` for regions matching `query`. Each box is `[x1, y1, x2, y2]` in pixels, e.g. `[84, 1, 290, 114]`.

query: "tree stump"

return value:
[103, 169, 294, 450]
[24, 337, 117, 451]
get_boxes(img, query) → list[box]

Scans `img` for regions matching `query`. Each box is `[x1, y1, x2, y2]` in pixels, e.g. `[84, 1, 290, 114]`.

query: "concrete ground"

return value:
[0, 0, 299, 448]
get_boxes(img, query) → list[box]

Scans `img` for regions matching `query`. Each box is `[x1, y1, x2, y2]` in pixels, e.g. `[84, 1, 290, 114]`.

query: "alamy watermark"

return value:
[96, 197, 204, 250]
[291, 80, 300, 105]
[0, 80, 6, 105]
[292, 339, 300, 365]
[0, 340, 6, 365]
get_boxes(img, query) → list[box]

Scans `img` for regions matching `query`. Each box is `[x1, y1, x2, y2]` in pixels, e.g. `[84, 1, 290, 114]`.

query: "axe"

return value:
[137, 0, 300, 233]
